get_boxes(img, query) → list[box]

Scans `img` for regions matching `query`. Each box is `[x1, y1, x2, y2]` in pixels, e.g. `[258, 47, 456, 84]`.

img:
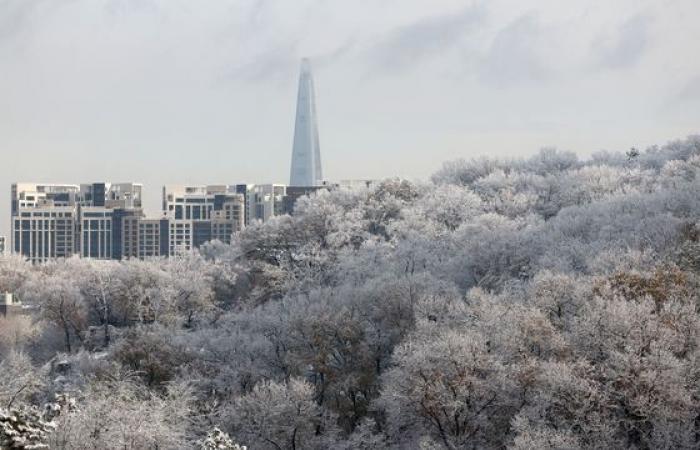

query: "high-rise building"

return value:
[111, 208, 144, 260]
[121, 214, 169, 259]
[163, 185, 245, 252]
[12, 207, 77, 263]
[11, 182, 142, 262]
[169, 219, 193, 255]
[247, 184, 287, 223]
[78, 182, 142, 209]
[10, 184, 80, 263]
[9, 179, 342, 260]
[0, 236, 5, 255]
[289, 58, 323, 186]
[138, 218, 169, 258]
[163, 185, 244, 222]
[79, 207, 115, 259]
[11, 183, 80, 216]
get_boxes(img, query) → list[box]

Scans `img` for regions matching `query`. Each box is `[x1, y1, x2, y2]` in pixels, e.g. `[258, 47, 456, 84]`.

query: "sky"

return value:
[1, 0, 699, 236]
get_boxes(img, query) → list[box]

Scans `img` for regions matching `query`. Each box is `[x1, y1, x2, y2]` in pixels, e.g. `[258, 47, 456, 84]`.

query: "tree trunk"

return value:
[63, 324, 72, 353]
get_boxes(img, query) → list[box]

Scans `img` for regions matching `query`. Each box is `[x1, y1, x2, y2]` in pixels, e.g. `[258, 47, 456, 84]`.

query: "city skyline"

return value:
[10, 181, 315, 261]
[2, 0, 700, 238]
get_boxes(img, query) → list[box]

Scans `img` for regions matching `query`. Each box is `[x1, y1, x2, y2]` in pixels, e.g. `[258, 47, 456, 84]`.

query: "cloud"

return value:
[311, 39, 357, 69]
[104, 0, 160, 17]
[594, 14, 651, 69]
[677, 75, 700, 101]
[478, 13, 549, 87]
[225, 40, 300, 83]
[366, 5, 485, 71]
[0, 0, 46, 40]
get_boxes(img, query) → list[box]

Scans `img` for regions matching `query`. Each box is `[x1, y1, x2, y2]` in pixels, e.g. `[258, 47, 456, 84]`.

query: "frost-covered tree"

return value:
[50, 379, 193, 449]
[228, 378, 339, 450]
[0, 316, 42, 357]
[200, 427, 246, 450]
[0, 352, 43, 409]
[23, 264, 86, 353]
[6, 135, 700, 449]
[380, 327, 514, 449]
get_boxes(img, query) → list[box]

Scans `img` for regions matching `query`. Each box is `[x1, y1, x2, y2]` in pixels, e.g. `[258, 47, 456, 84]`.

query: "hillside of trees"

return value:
[1, 136, 700, 449]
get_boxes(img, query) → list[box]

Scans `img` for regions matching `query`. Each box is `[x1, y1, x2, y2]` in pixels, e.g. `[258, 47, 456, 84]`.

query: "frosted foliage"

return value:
[0, 407, 55, 449]
[229, 378, 338, 450]
[380, 329, 511, 448]
[49, 380, 193, 449]
[2, 135, 700, 449]
[0, 352, 44, 408]
[201, 428, 246, 450]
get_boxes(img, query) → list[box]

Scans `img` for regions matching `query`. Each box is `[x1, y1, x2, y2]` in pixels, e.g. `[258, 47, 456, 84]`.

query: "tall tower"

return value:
[289, 58, 322, 186]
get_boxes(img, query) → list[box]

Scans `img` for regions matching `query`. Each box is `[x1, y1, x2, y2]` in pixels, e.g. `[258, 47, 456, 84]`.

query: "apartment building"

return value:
[11, 182, 142, 261]
[9, 180, 342, 261]
[163, 185, 245, 251]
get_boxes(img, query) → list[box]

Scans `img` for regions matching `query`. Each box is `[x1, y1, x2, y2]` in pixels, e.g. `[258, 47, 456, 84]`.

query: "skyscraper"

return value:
[289, 58, 323, 186]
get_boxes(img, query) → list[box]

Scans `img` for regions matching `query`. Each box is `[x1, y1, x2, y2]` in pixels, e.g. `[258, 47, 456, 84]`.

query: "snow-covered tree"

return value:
[200, 427, 246, 450]
[229, 378, 339, 450]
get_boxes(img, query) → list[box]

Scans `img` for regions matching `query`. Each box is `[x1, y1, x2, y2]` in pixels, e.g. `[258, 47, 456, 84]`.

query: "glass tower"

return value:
[289, 58, 322, 186]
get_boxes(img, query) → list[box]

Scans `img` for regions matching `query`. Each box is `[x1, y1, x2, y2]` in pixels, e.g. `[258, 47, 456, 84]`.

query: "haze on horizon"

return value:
[1, 0, 699, 237]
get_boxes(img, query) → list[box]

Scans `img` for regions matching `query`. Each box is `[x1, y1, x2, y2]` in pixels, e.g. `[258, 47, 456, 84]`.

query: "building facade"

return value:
[163, 185, 245, 251]
[79, 207, 114, 259]
[12, 207, 77, 263]
[11, 182, 142, 262]
[289, 58, 323, 186]
[247, 184, 287, 223]
[10, 179, 345, 261]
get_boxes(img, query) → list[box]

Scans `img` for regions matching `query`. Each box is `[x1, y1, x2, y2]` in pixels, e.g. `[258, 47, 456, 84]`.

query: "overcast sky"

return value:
[2, 0, 699, 236]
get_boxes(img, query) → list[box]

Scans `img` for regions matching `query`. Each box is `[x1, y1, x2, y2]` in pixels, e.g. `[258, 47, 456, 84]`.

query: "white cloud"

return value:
[593, 14, 652, 69]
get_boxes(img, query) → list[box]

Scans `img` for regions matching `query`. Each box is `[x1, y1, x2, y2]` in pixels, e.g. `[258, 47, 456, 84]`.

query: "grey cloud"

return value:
[594, 14, 651, 69]
[311, 39, 357, 69]
[225, 41, 300, 84]
[0, 0, 47, 40]
[677, 75, 700, 100]
[104, 0, 160, 17]
[223, 38, 356, 84]
[366, 5, 485, 71]
[478, 13, 549, 87]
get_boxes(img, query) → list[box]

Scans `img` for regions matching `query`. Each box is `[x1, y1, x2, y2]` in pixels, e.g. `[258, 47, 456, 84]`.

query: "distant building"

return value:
[290, 58, 323, 186]
[11, 182, 142, 262]
[163, 185, 244, 221]
[79, 207, 115, 259]
[0, 236, 5, 255]
[77, 182, 142, 209]
[247, 184, 287, 223]
[12, 206, 77, 263]
[338, 179, 378, 190]
[9, 176, 377, 261]
[139, 218, 169, 258]
[163, 185, 245, 252]
[120, 214, 169, 259]
[77, 183, 145, 260]
[283, 185, 328, 215]
[111, 207, 144, 260]
[169, 219, 193, 255]
[11, 183, 80, 216]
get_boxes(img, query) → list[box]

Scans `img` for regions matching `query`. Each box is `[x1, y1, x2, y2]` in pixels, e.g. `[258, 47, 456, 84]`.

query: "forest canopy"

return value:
[1, 136, 700, 449]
